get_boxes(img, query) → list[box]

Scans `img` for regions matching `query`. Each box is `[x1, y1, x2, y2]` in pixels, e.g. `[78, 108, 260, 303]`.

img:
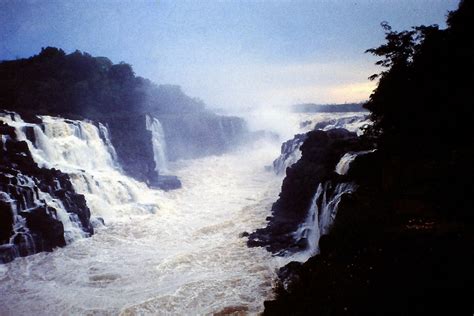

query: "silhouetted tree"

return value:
[364, 0, 473, 155]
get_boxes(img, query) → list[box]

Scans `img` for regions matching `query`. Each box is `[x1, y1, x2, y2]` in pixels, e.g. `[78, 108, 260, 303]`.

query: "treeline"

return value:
[364, 0, 473, 154]
[0, 47, 207, 120]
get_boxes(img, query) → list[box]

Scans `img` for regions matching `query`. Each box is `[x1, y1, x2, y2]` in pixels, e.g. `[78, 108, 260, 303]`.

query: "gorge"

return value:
[0, 93, 368, 314]
[1, 1, 473, 314]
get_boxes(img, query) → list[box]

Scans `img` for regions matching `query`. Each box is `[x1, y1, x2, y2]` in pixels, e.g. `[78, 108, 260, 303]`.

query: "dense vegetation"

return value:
[0, 48, 207, 120]
[264, 1, 473, 314]
[364, 1, 473, 155]
[0, 48, 246, 180]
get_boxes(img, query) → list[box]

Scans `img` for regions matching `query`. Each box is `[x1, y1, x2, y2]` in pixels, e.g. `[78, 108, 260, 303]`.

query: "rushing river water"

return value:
[0, 138, 287, 315]
[0, 110, 368, 315]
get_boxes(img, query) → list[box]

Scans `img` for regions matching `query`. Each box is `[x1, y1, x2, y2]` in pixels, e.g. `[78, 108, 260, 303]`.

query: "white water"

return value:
[0, 113, 165, 222]
[0, 110, 368, 314]
[271, 112, 370, 175]
[241, 110, 368, 141]
[335, 152, 358, 176]
[294, 181, 356, 260]
[335, 150, 375, 175]
[0, 116, 90, 250]
[0, 111, 289, 314]
[145, 115, 168, 173]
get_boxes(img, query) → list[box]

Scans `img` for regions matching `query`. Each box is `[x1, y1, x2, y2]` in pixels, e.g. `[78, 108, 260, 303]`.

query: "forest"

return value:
[0, 47, 207, 120]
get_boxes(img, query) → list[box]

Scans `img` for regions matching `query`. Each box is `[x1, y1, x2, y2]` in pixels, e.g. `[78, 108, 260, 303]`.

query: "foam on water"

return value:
[0, 137, 288, 315]
[293, 181, 357, 262]
[0, 113, 166, 221]
[0, 110, 367, 314]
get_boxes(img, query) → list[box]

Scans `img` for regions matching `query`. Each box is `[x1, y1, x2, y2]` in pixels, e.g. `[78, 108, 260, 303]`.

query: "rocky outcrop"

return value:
[103, 114, 181, 190]
[156, 112, 247, 161]
[105, 115, 157, 183]
[272, 115, 370, 176]
[105, 111, 246, 187]
[272, 133, 307, 175]
[248, 128, 369, 254]
[0, 121, 93, 263]
[262, 148, 474, 315]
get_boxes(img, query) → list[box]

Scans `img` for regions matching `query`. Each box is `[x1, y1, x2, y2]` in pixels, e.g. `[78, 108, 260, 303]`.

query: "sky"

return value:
[0, 0, 460, 110]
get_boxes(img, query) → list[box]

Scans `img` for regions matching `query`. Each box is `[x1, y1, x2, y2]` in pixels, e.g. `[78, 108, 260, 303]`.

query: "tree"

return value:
[363, 0, 473, 155]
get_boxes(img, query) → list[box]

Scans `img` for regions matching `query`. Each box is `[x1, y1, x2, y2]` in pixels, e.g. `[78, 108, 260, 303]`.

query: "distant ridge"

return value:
[292, 102, 367, 113]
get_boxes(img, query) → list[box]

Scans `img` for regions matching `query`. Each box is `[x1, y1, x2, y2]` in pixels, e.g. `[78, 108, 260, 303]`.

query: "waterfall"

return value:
[272, 134, 307, 175]
[0, 131, 283, 314]
[335, 150, 375, 175]
[1, 113, 163, 224]
[335, 152, 359, 175]
[294, 181, 356, 258]
[145, 115, 168, 173]
[0, 168, 89, 258]
[294, 183, 324, 253]
[98, 122, 120, 168]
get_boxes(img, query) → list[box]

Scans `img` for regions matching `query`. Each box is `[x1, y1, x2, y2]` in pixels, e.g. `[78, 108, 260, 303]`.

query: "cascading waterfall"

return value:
[0, 125, 284, 314]
[294, 181, 356, 258]
[145, 114, 168, 173]
[0, 187, 36, 258]
[272, 134, 307, 175]
[0, 113, 164, 223]
[97, 122, 120, 168]
[0, 115, 91, 257]
[335, 150, 375, 175]
[272, 113, 371, 175]
[294, 183, 324, 253]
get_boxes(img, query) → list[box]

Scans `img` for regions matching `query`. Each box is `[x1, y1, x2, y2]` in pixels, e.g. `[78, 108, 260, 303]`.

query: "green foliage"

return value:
[0, 47, 207, 120]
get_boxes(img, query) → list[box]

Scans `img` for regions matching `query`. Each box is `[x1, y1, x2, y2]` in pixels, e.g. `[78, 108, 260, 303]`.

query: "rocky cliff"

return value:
[156, 112, 247, 161]
[248, 128, 370, 255]
[0, 120, 93, 263]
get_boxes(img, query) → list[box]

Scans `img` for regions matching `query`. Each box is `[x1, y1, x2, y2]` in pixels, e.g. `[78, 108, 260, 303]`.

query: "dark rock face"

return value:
[272, 133, 307, 175]
[259, 3, 474, 313]
[157, 112, 247, 161]
[262, 149, 474, 315]
[248, 128, 368, 254]
[0, 121, 93, 264]
[258, 123, 474, 316]
[0, 47, 248, 190]
[272, 116, 369, 175]
[105, 115, 157, 184]
[104, 112, 245, 189]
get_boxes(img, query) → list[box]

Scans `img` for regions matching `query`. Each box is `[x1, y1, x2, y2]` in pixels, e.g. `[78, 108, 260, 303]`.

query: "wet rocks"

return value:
[248, 128, 369, 254]
[0, 121, 93, 263]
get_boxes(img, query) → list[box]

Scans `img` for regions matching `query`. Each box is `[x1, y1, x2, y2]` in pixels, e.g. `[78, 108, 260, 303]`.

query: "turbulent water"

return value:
[294, 182, 356, 260]
[0, 111, 367, 314]
[0, 115, 285, 314]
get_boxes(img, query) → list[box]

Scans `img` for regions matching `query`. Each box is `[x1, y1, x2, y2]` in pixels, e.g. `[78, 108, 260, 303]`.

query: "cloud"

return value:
[158, 60, 378, 109]
[264, 81, 375, 107]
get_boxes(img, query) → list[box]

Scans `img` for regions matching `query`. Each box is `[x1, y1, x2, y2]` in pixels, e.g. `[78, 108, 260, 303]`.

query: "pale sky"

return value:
[0, 0, 460, 109]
